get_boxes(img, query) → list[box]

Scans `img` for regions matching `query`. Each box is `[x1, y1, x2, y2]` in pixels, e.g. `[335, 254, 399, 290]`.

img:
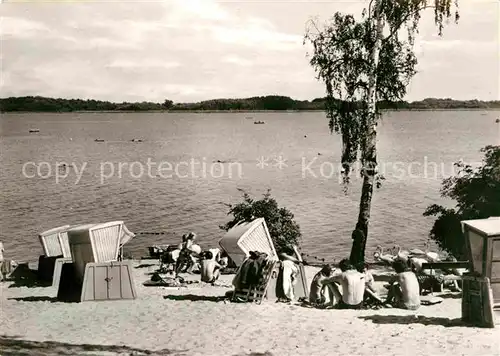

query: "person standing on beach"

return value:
[385, 259, 421, 310]
[175, 232, 199, 277]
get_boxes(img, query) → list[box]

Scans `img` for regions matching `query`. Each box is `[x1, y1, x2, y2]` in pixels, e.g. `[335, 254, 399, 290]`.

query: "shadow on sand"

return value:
[437, 292, 462, 299]
[8, 296, 60, 302]
[6, 264, 52, 289]
[359, 314, 466, 327]
[135, 263, 157, 269]
[0, 335, 187, 356]
[163, 294, 229, 303]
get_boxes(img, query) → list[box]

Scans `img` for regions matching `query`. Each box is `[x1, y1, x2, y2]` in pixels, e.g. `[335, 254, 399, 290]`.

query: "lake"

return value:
[1, 110, 499, 262]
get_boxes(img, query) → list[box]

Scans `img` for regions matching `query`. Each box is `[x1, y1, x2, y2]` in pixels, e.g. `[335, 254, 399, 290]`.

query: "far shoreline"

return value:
[2, 108, 500, 114]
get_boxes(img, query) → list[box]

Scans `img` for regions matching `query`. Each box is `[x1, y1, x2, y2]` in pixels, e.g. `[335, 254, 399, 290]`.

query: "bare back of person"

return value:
[340, 270, 365, 305]
[397, 271, 421, 309]
[201, 259, 220, 283]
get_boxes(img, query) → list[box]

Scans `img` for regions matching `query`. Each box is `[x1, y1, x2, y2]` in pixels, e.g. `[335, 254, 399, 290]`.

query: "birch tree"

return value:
[304, 0, 459, 265]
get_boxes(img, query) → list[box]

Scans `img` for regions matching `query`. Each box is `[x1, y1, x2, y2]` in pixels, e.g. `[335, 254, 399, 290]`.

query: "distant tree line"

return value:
[1, 95, 500, 113]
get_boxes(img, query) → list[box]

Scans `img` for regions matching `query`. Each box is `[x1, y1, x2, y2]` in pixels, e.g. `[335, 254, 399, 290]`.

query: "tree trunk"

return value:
[349, 0, 384, 266]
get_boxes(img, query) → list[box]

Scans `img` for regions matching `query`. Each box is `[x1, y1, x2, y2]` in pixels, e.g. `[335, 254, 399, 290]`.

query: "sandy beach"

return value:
[0, 261, 498, 356]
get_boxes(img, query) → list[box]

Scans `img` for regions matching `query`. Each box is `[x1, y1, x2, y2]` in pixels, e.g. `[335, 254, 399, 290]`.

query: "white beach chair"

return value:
[38, 225, 74, 285]
[57, 221, 137, 302]
[67, 221, 131, 277]
[39, 225, 72, 258]
[218, 218, 278, 267]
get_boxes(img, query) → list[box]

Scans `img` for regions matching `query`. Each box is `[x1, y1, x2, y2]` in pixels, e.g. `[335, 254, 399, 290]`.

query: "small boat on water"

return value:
[254, 121, 265, 125]
[131, 138, 143, 142]
[29, 129, 40, 133]
[94, 139, 105, 142]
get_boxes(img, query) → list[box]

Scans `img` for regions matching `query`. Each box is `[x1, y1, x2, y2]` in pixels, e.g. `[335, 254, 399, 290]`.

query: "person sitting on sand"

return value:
[200, 251, 222, 284]
[385, 259, 421, 310]
[408, 258, 445, 294]
[358, 263, 384, 306]
[325, 258, 366, 309]
[309, 264, 333, 306]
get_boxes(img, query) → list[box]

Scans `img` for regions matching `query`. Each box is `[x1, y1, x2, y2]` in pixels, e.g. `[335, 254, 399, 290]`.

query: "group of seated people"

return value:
[162, 234, 452, 308]
[309, 258, 422, 310]
[166, 232, 229, 284]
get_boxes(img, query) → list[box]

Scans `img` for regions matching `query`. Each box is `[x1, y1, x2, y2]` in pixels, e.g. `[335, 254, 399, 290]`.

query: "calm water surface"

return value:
[1, 110, 499, 261]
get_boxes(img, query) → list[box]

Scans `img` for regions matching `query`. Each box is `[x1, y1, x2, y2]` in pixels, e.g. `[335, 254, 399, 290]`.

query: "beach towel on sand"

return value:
[143, 274, 199, 287]
[420, 295, 444, 305]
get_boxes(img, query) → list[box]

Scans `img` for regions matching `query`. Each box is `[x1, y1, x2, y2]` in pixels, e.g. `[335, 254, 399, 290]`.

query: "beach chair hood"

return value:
[119, 224, 135, 247]
[218, 218, 278, 267]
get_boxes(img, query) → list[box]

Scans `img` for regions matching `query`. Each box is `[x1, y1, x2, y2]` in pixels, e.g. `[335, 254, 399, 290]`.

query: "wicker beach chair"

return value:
[57, 221, 137, 302]
[38, 225, 73, 284]
[39, 225, 72, 258]
[219, 218, 278, 267]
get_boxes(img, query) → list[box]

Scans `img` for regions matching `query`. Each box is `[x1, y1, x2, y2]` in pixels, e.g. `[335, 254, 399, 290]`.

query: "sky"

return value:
[1, 0, 499, 103]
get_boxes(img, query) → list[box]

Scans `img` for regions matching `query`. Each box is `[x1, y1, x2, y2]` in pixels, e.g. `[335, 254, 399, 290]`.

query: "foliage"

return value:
[424, 145, 500, 260]
[303, 0, 459, 265]
[163, 99, 174, 109]
[1, 95, 499, 113]
[219, 189, 302, 255]
[304, 0, 459, 182]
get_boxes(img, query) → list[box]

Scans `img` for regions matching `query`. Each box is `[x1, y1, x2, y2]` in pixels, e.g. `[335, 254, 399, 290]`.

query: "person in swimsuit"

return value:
[359, 262, 384, 306]
[200, 251, 222, 284]
[175, 232, 198, 277]
[385, 259, 421, 310]
[309, 264, 333, 306]
[325, 259, 366, 309]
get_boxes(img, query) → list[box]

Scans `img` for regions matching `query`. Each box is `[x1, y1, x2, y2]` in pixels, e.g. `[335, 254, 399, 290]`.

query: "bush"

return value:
[424, 145, 500, 260]
[220, 189, 302, 255]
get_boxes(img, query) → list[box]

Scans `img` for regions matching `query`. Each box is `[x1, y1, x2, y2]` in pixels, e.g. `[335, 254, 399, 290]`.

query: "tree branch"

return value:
[382, 5, 435, 45]
[368, 0, 375, 18]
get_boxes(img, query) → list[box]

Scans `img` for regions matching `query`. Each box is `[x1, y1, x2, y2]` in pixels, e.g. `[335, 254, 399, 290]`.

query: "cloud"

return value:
[1, 17, 49, 37]
[170, 0, 231, 22]
[222, 55, 253, 67]
[209, 24, 302, 50]
[107, 59, 181, 70]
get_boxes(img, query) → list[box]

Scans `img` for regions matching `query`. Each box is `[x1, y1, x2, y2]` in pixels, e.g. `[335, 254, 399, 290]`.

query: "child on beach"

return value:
[200, 251, 222, 284]
[385, 259, 421, 310]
